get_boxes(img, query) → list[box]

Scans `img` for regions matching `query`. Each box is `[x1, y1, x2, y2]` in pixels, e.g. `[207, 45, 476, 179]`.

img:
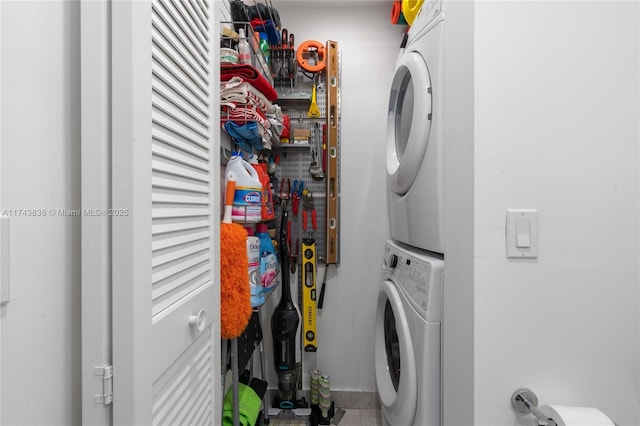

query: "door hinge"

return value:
[93, 364, 113, 405]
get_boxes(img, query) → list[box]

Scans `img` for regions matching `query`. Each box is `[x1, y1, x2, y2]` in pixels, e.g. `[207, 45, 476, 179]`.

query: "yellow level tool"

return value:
[301, 237, 317, 352]
[325, 40, 340, 265]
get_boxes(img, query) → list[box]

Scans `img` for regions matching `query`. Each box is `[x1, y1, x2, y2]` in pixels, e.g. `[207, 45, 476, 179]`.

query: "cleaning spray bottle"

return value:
[271, 204, 299, 409]
[237, 28, 250, 65]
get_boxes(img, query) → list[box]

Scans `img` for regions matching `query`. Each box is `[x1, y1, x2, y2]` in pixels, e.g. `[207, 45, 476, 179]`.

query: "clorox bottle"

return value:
[225, 152, 262, 223]
[247, 154, 275, 221]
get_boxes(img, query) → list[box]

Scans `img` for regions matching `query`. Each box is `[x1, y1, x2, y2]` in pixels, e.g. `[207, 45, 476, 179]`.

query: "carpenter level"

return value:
[325, 40, 340, 265]
[302, 238, 317, 352]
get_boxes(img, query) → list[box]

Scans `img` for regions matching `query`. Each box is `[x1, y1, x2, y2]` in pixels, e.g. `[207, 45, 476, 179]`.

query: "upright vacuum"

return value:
[271, 199, 300, 409]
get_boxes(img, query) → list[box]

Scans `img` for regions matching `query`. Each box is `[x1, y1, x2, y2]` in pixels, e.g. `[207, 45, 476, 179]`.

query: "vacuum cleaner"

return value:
[271, 200, 300, 409]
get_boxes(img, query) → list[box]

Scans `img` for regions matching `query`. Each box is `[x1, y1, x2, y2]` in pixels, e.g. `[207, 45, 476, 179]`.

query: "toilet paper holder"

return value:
[511, 388, 619, 426]
[511, 388, 557, 426]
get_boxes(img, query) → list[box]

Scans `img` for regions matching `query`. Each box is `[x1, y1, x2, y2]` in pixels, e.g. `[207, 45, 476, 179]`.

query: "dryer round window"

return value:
[386, 52, 433, 195]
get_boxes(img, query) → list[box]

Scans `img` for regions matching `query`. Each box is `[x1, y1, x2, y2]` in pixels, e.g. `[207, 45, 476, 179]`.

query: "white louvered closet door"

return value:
[111, 1, 220, 425]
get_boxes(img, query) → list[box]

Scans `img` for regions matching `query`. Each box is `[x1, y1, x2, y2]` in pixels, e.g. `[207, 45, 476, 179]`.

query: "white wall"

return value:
[473, 2, 639, 425]
[259, 1, 404, 392]
[0, 1, 82, 425]
[441, 2, 475, 425]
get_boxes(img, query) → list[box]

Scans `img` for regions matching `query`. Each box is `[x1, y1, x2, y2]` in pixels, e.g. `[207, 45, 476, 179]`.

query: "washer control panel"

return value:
[399, 256, 431, 311]
[384, 241, 444, 318]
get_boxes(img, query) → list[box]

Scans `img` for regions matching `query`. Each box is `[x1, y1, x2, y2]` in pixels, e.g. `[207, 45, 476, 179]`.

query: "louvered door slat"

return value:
[152, 139, 208, 171]
[153, 158, 209, 182]
[153, 0, 208, 64]
[152, 51, 207, 111]
[152, 217, 209, 235]
[152, 275, 209, 317]
[152, 189, 209, 205]
[151, 109, 207, 152]
[154, 1, 208, 67]
[172, 0, 209, 50]
[153, 228, 210, 252]
[152, 249, 209, 282]
[151, 62, 207, 118]
[171, 357, 211, 425]
[152, 71, 208, 120]
[152, 92, 208, 139]
[151, 16, 208, 87]
[152, 3, 208, 72]
[188, 0, 209, 28]
[196, 0, 208, 20]
[152, 240, 210, 268]
[152, 205, 210, 219]
[153, 173, 209, 193]
[152, 331, 213, 424]
[152, 82, 208, 128]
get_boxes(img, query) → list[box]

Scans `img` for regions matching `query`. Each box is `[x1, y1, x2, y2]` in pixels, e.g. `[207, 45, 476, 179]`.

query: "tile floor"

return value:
[337, 409, 383, 426]
[264, 408, 382, 426]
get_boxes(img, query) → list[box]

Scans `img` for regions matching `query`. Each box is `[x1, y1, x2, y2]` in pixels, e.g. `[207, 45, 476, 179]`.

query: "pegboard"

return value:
[273, 48, 341, 269]
[277, 141, 328, 267]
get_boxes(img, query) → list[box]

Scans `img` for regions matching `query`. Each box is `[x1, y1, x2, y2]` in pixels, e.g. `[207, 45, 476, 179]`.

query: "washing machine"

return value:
[387, 0, 445, 254]
[375, 240, 443, 426]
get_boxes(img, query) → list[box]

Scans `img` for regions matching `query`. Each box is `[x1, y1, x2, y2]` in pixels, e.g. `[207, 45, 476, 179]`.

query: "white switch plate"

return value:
[506, 209, 538, 259]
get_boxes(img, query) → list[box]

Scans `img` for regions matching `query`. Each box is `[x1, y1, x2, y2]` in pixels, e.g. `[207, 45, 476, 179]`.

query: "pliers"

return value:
[291, 179, 305, 215]
[302, 189, 317, 232]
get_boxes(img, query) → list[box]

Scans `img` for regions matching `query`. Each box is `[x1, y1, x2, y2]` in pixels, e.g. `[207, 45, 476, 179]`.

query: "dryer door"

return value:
[375, 279, 417, 426]
[386, 51, 432, 195]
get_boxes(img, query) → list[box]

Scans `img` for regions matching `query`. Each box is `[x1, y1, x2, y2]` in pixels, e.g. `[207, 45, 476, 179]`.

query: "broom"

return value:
[220, 176, 252, 339]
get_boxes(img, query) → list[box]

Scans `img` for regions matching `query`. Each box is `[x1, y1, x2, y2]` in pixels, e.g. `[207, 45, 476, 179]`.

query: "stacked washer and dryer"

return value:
[375, 1, 446, 425]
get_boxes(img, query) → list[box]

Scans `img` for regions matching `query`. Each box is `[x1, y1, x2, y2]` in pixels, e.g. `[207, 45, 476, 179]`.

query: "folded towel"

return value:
[221, 64, 278, 102]
[222, 383, 262, 426]
[222, 105, 271, 130]
[221, 76, 275, 114]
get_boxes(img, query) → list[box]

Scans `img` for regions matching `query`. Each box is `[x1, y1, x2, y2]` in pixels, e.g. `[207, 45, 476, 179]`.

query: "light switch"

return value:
[506, 210, 538, 259]
[516, 220, 531, 248]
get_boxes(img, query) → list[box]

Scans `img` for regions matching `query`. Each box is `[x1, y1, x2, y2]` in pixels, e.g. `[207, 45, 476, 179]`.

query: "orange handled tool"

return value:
[296, 40, 326, 73]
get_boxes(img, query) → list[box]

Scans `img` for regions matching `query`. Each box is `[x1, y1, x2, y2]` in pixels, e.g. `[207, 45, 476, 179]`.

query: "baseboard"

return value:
[266, 389, 380, 410]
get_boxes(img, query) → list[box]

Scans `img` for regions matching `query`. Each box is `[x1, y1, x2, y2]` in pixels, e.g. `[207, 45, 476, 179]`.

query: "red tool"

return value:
[302, 190, 317, 233]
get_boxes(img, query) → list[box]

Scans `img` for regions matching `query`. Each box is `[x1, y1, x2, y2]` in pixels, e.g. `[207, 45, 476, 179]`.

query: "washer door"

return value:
[375, 279, 417, 426]
[386, 51, 433, 195]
